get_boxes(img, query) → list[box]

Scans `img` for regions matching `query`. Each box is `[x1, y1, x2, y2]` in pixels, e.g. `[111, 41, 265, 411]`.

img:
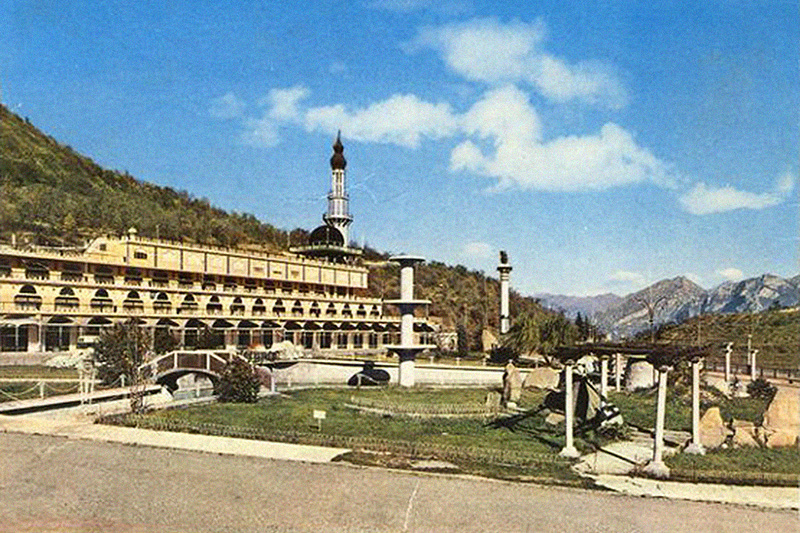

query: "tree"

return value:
[215, 357, 261, 403]
[501, 313, 579, 364]
[153, 328, 178, 355]
[92, 320, 152, 412]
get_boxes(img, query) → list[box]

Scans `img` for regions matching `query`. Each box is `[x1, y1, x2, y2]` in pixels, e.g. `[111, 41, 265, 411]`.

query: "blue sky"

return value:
[2, 0, 797, 296]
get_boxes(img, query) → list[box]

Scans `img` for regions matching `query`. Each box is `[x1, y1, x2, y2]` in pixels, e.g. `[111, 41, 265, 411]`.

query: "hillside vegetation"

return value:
[652, 308, 799, 368]
[0, 104, 550, 348]
[0, 104, 291, 249]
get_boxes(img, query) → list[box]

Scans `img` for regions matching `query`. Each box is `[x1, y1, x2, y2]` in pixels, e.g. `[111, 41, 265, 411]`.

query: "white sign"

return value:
[313, 410, 326, 420]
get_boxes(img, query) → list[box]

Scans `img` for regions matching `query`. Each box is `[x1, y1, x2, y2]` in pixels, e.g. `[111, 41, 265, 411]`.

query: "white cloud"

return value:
[241, 117, 280, 147]
[410, 18, 627, 108]
[329, 61, 347, 74]
[304, 94, 458, 148]
[450, 86, 670, 191]
[679, 171, 796, 215]
[462, 241, 492, 259]
[717, 268, 743, 282]
[262, 86, 310, 121]
[209, 92, 245, 119]
[606, 270, 646, 287]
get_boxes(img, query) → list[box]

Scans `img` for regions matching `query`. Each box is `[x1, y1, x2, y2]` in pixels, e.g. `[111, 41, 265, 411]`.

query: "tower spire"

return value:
[324, 131, 353, 244]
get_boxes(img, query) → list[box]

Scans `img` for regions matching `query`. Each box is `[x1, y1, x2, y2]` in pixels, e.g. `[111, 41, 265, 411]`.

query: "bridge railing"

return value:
[141, 350, 248, 381]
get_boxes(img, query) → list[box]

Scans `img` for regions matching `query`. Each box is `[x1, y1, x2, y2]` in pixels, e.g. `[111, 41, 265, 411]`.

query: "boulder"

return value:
[626, 360, 655, 391]
[703, 374, 730, 396]
[522, 367, 559, 390]
[699, 407, 729, 449]
[731, 420, 758, 448]
[485, 391, 502, 411]
[502, 361, 522, 406]
[545, 412, 565, 426]
[762, 387, 800, 448]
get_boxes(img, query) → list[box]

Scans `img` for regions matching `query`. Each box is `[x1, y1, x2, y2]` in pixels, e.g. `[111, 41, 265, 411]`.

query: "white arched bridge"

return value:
[140, 350, 250, 389]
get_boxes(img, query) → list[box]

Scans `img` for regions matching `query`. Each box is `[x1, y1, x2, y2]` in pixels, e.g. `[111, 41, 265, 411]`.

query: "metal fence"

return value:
[101, 413, 567, 467]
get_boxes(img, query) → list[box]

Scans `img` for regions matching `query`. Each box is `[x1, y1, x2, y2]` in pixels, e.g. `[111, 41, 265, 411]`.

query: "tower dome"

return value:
[330, 131, 346, 170]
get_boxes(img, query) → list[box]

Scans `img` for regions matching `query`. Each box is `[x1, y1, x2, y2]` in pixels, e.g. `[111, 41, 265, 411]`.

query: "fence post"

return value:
[39, 381, 45, 399]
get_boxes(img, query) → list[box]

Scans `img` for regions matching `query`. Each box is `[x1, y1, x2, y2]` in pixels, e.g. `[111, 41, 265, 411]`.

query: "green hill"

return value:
[0, 104, 551, 350]
[0, 104, 290, 249]
[652, 308, 799, 368]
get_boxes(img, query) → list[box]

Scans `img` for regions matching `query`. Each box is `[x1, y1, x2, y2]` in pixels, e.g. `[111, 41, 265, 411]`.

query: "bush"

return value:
[215, 358, 261, 403]
[746, 378, 777, 403]
[488, 345, 516, 365]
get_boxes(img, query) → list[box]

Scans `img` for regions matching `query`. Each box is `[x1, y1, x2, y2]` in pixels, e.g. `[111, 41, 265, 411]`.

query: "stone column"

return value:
[599, 355, 608, 405]
[724, 342, 732, 383]
[614, 352, 622, 392]
[750, 350, 758, 382]
[644, 365, 671, 478]
[685, 357, 705, 455]
[385, 256, 430, 388]
[497, 251, 512, 335]
[560, 360, 580, 458]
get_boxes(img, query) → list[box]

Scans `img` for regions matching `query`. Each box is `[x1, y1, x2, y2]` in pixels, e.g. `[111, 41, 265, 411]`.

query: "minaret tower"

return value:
[323, 131, 353, 245]
[497, 251, 513, 334]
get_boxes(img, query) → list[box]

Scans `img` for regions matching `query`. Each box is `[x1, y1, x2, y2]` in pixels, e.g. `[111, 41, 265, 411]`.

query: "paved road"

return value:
[0, 432, 796, 533]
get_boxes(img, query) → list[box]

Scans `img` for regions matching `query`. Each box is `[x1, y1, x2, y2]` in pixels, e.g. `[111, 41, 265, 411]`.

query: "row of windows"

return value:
[10, 285, 382, 317]
[0, 260, 364, 295]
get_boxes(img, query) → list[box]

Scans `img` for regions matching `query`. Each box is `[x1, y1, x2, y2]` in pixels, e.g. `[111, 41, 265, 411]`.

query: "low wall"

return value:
[269, 359, 507, 388]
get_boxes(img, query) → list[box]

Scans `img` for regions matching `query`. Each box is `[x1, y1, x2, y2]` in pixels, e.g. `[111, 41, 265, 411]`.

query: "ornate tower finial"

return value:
[324, 131, 353, 244]
[330, 130, 346, 170]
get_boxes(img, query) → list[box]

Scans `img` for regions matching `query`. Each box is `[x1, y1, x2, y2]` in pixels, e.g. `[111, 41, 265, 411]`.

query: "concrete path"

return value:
[1, 431, 796, 533]
[0, 413, 349, 464]
[592, 474, 800, 510]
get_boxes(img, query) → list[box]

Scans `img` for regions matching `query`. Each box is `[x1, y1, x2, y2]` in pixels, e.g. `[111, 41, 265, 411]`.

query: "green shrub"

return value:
[746, 378, 777, 402]
[215, 358, 261, 403]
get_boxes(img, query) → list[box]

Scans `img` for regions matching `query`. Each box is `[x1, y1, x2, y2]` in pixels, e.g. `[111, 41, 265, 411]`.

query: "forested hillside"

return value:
[0, 104, 290, 249]
[0, 104, 551, 349]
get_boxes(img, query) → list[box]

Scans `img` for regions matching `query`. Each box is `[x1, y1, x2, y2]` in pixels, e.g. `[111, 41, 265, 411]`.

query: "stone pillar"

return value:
[724, 342, 732, 383]
[497, 251, 512, 335]
[614, 352, 621, 392]
[685, 358, 705, 455]
[750, 350, 758, 382]
[560, 360, 580, 458]
[385, 256, 430, 388]
[599, 355, 608, 405]
[644, 365, 671, 478]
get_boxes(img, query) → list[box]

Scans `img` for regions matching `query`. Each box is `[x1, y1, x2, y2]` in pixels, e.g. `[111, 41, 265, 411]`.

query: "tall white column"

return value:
[560, 360, 580, 458]
[614, 352, 622, 392]
[724, 342, 732, 383]
[386, 256, 430, 388]
[497, 251, 512, 335]
[600, 355, 608, 405]
[644, 365, 671, 478]
[685, 358, 705, 455]
[750, 350, 758, 382]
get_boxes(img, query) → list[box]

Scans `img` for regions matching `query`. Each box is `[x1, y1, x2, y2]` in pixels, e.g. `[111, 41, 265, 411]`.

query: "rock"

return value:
[699, 407, 729, 449]
[485, 391, 501, 411]
[626, 360, 655, 391]
[502, 361, 522, 406]
[545, 412, 565, 425]
[762, 387, 800, 448]
[731, 420, 758, 448]
[703, 374, 730, 396]
[522, 367, 559, 390]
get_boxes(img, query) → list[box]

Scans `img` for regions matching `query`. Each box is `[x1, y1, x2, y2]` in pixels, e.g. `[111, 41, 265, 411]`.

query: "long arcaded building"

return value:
[0, 135, 430, 358]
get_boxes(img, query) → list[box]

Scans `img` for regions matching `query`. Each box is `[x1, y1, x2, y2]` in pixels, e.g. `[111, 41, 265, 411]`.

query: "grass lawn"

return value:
[609, 389, 771, 432]
[107, 386, 594, 485]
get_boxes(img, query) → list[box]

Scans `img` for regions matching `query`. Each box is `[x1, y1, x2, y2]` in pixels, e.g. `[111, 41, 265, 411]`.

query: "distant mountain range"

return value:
[537, 273, 800, 338]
